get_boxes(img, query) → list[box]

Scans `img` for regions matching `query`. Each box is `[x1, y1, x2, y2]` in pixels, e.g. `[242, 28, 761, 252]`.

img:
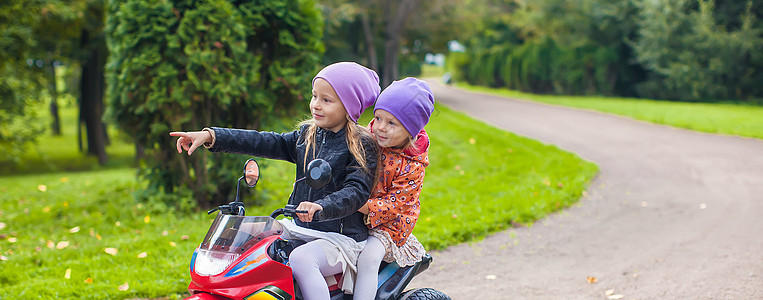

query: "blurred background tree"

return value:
[105, 0, 323, 206]
[448, 0, 762, 102]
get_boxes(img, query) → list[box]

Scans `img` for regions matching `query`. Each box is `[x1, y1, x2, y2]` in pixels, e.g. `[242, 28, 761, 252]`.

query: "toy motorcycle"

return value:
[183, 158, 450, 300]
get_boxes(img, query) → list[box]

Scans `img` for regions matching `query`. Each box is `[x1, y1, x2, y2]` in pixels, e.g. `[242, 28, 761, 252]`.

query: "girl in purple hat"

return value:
[171, 62, 380, 299]
[354, 77, 435, 300]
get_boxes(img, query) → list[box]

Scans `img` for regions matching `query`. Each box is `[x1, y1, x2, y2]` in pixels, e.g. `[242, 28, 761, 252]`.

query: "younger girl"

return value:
[354, 77, 434, 299]
[171, 62, 380, 300]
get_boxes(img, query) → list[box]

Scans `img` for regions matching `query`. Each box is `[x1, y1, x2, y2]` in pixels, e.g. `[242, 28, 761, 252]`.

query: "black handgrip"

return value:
[312, 210, 324, 222]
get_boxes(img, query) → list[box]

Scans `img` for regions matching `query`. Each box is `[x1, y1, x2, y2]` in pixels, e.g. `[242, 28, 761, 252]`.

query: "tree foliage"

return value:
[105, 0, 324, 207]
[450, 0, 763, 102]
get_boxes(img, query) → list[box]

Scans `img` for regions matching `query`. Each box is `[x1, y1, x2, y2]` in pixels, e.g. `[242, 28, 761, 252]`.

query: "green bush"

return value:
[104, 0, 324, 207]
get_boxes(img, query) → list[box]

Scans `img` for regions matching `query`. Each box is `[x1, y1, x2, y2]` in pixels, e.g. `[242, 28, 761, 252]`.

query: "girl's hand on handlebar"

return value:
[169, 131, 212, 155]
[295, 202, 323, 222]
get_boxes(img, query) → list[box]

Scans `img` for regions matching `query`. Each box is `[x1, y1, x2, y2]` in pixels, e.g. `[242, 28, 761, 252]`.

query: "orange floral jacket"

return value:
[366, 122, 430, 246]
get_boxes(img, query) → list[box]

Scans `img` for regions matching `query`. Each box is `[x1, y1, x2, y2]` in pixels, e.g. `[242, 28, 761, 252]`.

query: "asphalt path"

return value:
[410, 81, 763, 299]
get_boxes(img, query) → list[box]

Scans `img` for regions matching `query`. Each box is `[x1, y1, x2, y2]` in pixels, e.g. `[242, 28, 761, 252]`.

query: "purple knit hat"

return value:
[374, 77, 435, 137]
[313, 62, 380, 123]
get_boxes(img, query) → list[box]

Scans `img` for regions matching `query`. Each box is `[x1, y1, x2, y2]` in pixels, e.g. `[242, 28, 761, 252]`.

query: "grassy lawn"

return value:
[454, 82, 763, 140]
[0, 102, 597, 298]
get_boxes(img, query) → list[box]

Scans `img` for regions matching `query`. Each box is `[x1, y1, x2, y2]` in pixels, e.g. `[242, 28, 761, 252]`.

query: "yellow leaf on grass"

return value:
[8, 237, 17, 243]
[64, 268, 71, 279]
[137, 252, 148, 258]
[469, 138, 476, 144]
[84, 277, 93, 284]
[43, 206, 51, 213]
[38, 185, 47, 192]
[69, 226, 80, 233]
[60, 177, 69, 183]
[586, 276, 597, 284]
[56, 241, 70, 249]
[104, 248, 118, 255]
[47, 240, 55, 248]
[118, 282, 129, 291]
[169, 242, 177, 247]
[144, 215, 150, 223]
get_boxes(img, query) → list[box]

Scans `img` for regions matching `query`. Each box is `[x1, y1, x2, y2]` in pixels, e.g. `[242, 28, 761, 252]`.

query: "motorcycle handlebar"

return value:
[269, 205, 324, 222]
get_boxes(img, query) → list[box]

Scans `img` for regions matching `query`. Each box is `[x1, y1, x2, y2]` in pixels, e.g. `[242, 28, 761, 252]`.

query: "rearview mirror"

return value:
[244, 159, 260, 187]
[305, 159, 331, 189]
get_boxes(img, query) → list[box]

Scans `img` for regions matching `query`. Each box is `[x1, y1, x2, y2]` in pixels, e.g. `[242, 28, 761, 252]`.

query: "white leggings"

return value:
[289, 240, 344, 300]
[353, 236, 386, 300]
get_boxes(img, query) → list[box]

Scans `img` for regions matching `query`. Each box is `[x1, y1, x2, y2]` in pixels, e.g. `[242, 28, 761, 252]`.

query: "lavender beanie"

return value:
[313, 62, 380, 123]
[374, 77, 435, 136]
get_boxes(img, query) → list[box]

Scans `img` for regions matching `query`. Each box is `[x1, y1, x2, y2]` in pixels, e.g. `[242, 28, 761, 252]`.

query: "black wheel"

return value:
[397, 288, 451, 300]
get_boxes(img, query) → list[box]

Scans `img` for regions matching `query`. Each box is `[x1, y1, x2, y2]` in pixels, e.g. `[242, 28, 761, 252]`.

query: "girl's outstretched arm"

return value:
[169, 130, 213, 155]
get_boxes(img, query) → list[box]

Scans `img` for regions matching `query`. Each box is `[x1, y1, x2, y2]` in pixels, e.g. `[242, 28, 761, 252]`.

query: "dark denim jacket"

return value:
[208, 124, 378, 242]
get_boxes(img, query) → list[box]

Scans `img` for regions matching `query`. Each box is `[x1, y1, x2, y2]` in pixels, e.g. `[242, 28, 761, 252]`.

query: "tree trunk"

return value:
[47, 53, 61, 136]
[79, 29, 109, 164]
[382, 0, 419, 87]
[361, 6, 378, 71]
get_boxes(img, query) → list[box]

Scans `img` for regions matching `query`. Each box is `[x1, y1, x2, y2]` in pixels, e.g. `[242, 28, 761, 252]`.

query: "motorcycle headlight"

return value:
[193, 249, 240, 276]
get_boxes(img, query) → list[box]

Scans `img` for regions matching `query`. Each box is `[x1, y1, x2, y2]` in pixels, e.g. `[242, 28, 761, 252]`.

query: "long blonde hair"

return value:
[299, 115, 375, 174]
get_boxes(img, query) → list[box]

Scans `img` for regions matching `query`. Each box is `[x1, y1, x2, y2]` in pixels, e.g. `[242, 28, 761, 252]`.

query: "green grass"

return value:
[0, 101, 136, 176]
[0, 101, 598, 298]
[455, 82, 763, 140]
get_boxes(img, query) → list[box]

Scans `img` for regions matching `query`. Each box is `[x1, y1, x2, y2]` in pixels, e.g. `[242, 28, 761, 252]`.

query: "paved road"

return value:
[410, 81, 763, 299]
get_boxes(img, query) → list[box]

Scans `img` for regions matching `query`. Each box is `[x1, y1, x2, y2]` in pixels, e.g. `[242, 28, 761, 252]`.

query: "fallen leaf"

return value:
[0, 222, 5, 230]
[60, 177, 69, 183]
[56, 241, 70, 249]
[169, 242, 177, 247]
[0, 255, 7, 261]
[586, 276, 598, 284]
[181, 235, 189, 240]
[8, 237, 17, 243]
[641, 201, 648, 207]
[84, 277, 93, 284]
[608, 295, 624, 300]
[162, 230, 169, 236]
[144, 215, 150, 223]
[96, 234, 102, 240]
[485, 275, 497, 280]
[38, 185, 47, 192]
[469, 138, 476, 144]
[43, 206, 51, 213]
[104, 248, 118, 255]
[605, 289, 615, 296]
[64, 268, 71, 279]
[63, 201, 69, 207]
[118, 282, 129, 291]
[47, 240, 55, 248]
[137, 252, 148, 258]
[69, 226, 80, 233]
[699, 203, 707, 209]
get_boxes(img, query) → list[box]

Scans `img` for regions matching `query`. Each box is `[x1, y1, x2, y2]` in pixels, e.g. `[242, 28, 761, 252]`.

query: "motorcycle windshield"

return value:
[199, 213, 284, 255]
